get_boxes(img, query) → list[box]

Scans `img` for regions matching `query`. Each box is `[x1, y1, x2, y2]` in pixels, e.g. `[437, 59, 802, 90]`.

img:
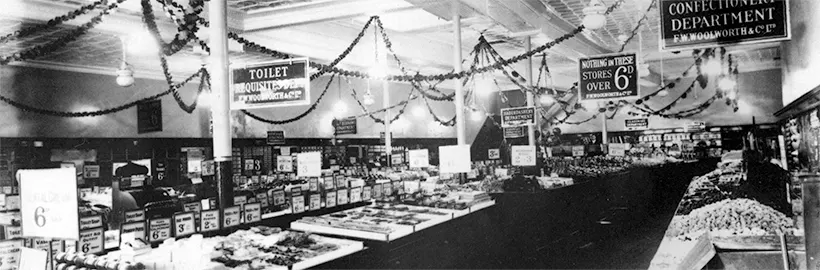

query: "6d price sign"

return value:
[578, 53, 639, 101]
[19, 168, 79, 240]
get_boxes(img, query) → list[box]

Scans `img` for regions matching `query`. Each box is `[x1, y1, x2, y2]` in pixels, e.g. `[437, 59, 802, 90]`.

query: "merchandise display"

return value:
[54, 252, 146, 270]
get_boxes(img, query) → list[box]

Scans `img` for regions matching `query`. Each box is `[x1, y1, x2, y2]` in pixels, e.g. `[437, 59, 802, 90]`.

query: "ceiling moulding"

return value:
[9, 61, 198, 83]
[241, 0, 417, 32]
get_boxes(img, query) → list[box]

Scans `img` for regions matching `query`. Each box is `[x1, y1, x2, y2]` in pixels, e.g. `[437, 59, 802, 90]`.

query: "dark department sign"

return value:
[333, 118, 357, 135]
[658, 0, 790, 51]
[578, 53, 638, 101]
[137, 99, 162, 133]
[230, 58, 310, 109]
[501, 107, 536, 127]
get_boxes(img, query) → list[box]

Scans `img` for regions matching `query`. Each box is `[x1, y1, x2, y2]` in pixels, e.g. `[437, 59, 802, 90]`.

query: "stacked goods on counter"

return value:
[671, 198, 795, 238]
[209, 228, 344, 269]
[368, 202, 452, 216]
[677, 161, 746, 215]
[55, 252, 145, 270]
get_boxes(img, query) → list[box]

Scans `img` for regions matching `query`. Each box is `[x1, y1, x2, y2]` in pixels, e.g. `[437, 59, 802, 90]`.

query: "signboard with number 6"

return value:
[19, 168, 79, 240]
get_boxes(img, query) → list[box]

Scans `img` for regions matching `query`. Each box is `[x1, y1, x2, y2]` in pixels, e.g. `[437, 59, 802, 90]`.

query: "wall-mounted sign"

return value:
[511, 145, 536, 166]
[503, 126, 527, 139]
[333, 118, 357, 135]
[501, 107, 536, 127]
[230, 58, 310, 109]
[658, 0, 790, 51]
[579, 53, 638, 101]
[266, 131, 286, 145]
[83, 165, 100, 179]
[137, 99, 162, 133]
[379, 132, 393, 144]
[686, 121, 706, 132]
[625, 118, 649, 130]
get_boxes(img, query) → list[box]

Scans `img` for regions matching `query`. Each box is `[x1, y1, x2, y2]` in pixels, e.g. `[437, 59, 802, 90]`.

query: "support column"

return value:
[525, 36, 535, 146]
[602, 114, 608, 151]
[452, 0, 466, 145]
[209, 0, 233, 210]
[383, 75, 392, 167]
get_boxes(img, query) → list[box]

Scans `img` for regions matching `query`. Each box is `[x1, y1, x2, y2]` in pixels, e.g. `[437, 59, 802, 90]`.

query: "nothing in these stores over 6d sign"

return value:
[578, 53, 638, 101]
[231, 58, 310, 109]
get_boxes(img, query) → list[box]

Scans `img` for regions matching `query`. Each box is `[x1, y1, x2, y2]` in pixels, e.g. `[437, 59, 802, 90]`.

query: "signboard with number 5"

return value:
[19, 168, 79, 240]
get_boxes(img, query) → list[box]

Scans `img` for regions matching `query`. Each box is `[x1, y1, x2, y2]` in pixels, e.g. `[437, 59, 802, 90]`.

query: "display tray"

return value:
[291, 236, 365, 270]
[262, 208, 292, 220]
[290, 221, 413, 242]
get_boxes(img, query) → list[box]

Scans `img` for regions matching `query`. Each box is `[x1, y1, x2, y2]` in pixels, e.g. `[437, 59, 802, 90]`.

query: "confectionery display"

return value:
[54, 252, 146, 270]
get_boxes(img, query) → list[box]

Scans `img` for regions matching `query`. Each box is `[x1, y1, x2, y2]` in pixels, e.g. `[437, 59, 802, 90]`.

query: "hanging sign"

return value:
[230, 58, 310, 109]
[501, 107, 536, 127]
[572, 146, 585, 157]
[276, 156, 293, 172]
[488, 149, 501, 160]
[137, 99, 162, 133]
[333, 118, 357, 135]
[266, 131, 286, 145]
[408, 149, 430, 168]
[503, 126, 527, 139]
[511, 145, 537, 166]
[609, 143, 629, 156]
[297, 152, 322, 177]
[625, 118, 649, 130]
[439, 145, 472, 173]
[579, 52, 639, 101]
[658, 0, 790, 51]
[18, 168, 79, 240]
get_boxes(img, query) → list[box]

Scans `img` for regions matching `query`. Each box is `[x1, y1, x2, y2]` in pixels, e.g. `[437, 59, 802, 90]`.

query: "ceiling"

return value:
[0, 0, 782, 90]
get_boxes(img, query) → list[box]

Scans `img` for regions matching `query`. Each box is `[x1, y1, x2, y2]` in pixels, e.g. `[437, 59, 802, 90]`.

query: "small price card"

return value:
[271, 189, 285, 206]
[337, 189, 349, 205]
[243, 203, 262, 223]
[350, 187, 362, 203]
[292, 195, 305, 213]
[200, 210, 220, 232]
[362, 186, 372, 201]
[309, 194, 321, 210]
[223, 206, 241, 228]
[173, 212, 196, 237]
[148, 218, 172, 243]
[325, 191, 337, 208]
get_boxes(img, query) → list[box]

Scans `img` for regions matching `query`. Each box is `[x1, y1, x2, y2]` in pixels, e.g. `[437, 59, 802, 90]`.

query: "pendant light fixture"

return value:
[582, 0, 607, 30]
[116, 36, 135, 87]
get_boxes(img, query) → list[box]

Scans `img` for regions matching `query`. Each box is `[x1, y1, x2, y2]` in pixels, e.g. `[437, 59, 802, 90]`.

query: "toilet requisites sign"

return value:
[230, 58, 310, 109]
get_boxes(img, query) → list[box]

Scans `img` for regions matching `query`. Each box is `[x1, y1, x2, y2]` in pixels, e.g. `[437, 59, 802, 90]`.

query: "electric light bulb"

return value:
[470, 110, 485, 122]
[197, 92, 212, 107]
[658, 90, 669, 97]
[362, 92, 375, 105]
[539, 95, 555, 105]
[413, 105, 426, 117]
[333, 101, 348, 114]
[718, 77, 737, 91]
[702, 58, 723, 76]
[727, 90, 738, 100]
[475, 75, 494, 96]
[368, 66, 386, 79]
[582, 14, 606, 29]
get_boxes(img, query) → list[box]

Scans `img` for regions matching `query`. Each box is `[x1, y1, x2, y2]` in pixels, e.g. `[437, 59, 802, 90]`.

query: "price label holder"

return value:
[243, 203, 262, 224]
[18, 247, 47, 270]
[124, 209, 145, 224]
[323, 176, 335, 190]
[309, 178, 319, 192]
[256, 193, 269, 209]
[350, 187, 362, 203]
[120, 221, 146, 242]
[79, 227, 104, 254]
[292, 195, 305, 214]
[79, 215, 103, 230]
[335, 175, 347, 189]
[233, 195, 247, 206]
[337, 189, 349, 205]
[373, 184, 383, 199]
[148, 218, 172, 243]
[271, 188, 285, 206]
[325, 190, 337, 208]
[4, 226, 22, 239]
[0, 239, 23, 267]
[173, 212, 196, 238]
[200, 210, 220, 232]
[309, 194, 321, 210]
[183, 202, 202, 222]
[395, 181, 404, 195]
[383, 182, 393, 197]
[222, 206, 241, 228]
[362, 186, 372, 201]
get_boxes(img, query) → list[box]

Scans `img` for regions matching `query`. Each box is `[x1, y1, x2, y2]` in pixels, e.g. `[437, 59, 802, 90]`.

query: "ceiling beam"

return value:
[242, 0, 417, 32]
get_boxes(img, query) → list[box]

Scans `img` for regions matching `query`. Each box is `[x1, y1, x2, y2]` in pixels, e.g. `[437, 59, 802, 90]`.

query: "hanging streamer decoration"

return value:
[0, 0, 106, 44]
[242, 74, 337, 125]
